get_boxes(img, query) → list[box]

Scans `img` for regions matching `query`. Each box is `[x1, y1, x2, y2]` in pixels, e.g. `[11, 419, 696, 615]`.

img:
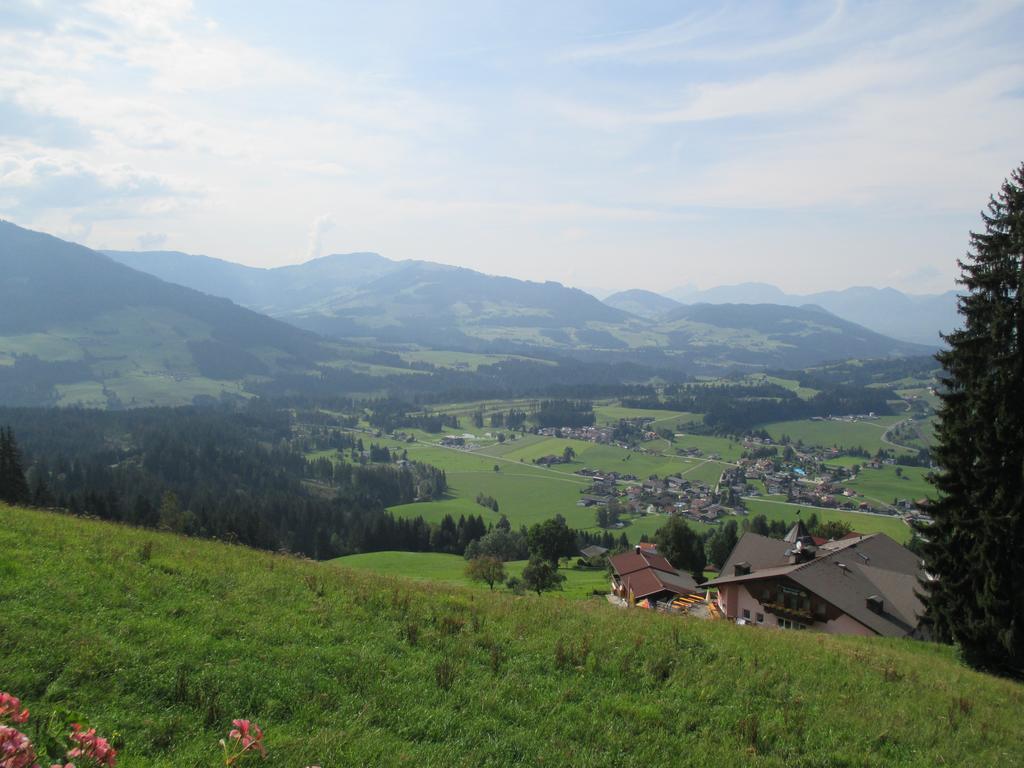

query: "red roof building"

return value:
[609, 547, 703, 605]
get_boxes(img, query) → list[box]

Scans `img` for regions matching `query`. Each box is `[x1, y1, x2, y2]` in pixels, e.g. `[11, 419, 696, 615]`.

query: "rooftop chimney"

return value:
[866, 595, 884, 614]
[734, 561, 751, 576]
[635, 545, 641, 555]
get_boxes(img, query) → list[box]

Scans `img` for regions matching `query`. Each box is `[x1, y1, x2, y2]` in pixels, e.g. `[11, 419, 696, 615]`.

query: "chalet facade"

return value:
[706, 522, 926, 637]
[609, 547, 704, 606]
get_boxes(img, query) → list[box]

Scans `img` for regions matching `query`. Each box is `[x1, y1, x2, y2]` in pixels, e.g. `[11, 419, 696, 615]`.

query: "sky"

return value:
[0, 1, 1022, 296]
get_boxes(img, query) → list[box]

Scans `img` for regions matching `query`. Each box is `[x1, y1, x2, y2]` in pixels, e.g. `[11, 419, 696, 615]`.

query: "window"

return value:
[756, 613, 764, 624]
[742, 609, 751, 620]
[776, 618, 807, 630]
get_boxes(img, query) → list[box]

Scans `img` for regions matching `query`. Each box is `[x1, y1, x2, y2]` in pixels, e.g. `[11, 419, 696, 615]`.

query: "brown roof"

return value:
[609, 550, 677, 577]
[621, 567, 701, 600]
[707, 531, 925, 637]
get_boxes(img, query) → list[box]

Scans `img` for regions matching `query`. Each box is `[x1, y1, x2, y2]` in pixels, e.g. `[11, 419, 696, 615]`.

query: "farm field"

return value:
[332, 551, 609, 599]
[842, 465, 932, 508]
[592, 404, 702, 427]
[742, 498, 910, 543]
[746, 373, 820, 399]
[761, 415, 910, 455]
[5, 504, 1020, 766]
[390, 469, 590, 530]
[399, 350, 555, 370]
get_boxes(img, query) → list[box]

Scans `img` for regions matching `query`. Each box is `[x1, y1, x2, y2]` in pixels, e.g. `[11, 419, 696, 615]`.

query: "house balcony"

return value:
[761, 601, 814, 623]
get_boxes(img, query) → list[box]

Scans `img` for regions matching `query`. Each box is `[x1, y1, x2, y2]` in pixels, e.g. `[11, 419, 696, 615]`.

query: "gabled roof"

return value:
[620, 567, 700, 600]
[609, 550, 677, 577]
[580, 544, 608, 559]
[707, 531, 925, 637]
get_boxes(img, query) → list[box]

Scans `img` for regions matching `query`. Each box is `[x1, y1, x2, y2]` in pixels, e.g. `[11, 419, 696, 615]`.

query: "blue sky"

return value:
[1, 0, 1022, 295]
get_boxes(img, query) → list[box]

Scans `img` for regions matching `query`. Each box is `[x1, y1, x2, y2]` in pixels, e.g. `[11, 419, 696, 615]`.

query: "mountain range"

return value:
[107, 245, 931, 363]
[633, 282, 959, 346]
[0, 221, 936, 407]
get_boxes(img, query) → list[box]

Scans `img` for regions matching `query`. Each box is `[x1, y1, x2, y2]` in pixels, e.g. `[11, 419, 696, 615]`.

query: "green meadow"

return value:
[843, 465, 933, 507]
[332, 551, 610, 599]
[2, 504, 1020, 766]
[592, 404, 702, 427]
[742, 498, 910, 543]
[761, 415, 910, 455]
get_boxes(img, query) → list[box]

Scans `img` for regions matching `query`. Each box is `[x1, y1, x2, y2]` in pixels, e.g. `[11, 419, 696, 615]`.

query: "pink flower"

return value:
[0, 694, 29, 725]
[227, 720, 266, 758]
[67, 725, 116, 768]
[0, 724, 38, 768]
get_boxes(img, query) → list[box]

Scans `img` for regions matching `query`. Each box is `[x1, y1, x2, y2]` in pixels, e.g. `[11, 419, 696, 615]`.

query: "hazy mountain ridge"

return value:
[659, 282, 957, 345]
[602, 289, 683, 319]
[104, 249, 399, 315]
[105, 241, 930, 369]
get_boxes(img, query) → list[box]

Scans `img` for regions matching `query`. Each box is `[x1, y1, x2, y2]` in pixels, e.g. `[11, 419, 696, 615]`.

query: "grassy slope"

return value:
[2, 504, 1021, 767]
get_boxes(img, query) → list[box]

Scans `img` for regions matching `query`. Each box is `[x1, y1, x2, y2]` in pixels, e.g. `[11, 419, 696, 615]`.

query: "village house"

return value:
[706, 522, 926, 637]
[579, 544, 608, 566]
[609, 547, 704, 606]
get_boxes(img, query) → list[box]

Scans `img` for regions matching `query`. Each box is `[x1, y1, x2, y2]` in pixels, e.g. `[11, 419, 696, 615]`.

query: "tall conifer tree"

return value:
[922, 162, 1024, 678]
[0, 426, 30, 505]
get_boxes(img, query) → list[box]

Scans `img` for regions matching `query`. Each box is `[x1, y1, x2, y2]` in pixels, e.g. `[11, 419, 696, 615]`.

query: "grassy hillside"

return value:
[3, 504, 1020, 766]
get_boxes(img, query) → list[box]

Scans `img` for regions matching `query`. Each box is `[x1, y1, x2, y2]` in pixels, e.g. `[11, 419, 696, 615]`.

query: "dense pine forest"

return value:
[0, 405, 463, 559]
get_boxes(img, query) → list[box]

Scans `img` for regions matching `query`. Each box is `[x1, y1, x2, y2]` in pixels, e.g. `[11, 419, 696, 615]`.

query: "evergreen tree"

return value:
[0, 426, 30, 505]
[654, 517, 706, 580]
[922, 163, 1024, 678]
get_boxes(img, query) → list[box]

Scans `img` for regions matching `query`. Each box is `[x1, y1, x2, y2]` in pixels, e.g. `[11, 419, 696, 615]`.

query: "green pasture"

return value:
[390, 469, 590, 530]
[669, 433, 745, 462]
[742, 498, 910, 543]
[843, 465, 933, 508]
[747, 373, 819, 399]
[761, 415, 911, 455]
[331, 551, 609, 599]
[592, 404, 702, 427]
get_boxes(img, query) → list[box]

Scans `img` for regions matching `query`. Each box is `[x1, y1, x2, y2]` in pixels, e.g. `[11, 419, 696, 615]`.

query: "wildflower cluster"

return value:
[220, 719, 267, 766]
[0, 690, 116, 768]
[67, 725, 117, 767]
[1, 691, 280, 766]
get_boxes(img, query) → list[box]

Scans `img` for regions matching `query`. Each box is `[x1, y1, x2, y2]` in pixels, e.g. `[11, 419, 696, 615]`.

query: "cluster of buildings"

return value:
[622, 475, 732, 522]
[607, 521, 927, 639]
[736, 452, 921, 516]
[536, 426, 614, 443]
